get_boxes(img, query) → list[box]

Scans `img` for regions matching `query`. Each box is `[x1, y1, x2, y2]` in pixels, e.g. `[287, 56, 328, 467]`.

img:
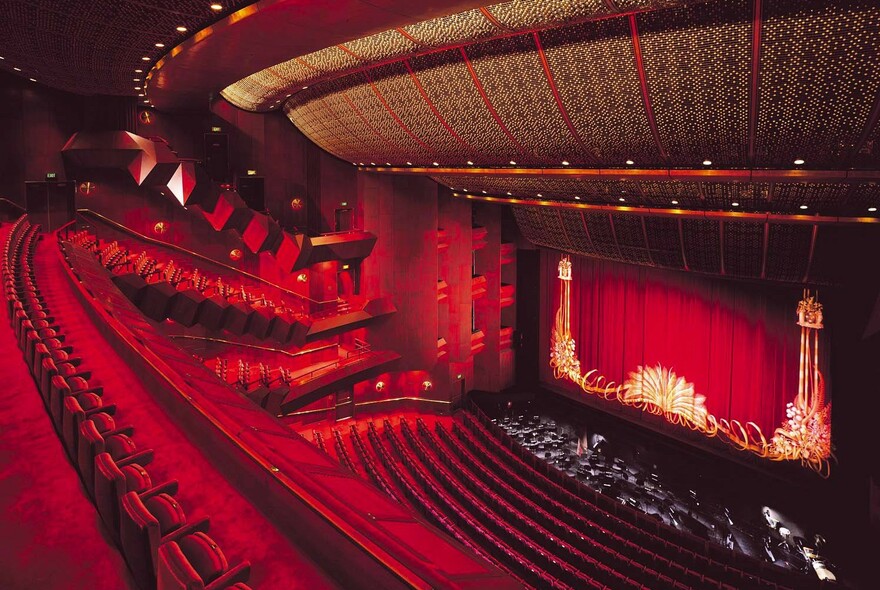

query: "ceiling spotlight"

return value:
[467, 160, 474, 165]
[370, 162, 376, 166]
[432, 162, 439, 166]
[506, 192, 512, 196]
[135, 68, 143, 73]
[482, 190, 487, 194]
[155, 43, 165, 48]
[0, 56, 4, 60]
[302, 86, 308, 90]
[794, 158, 805, 165]
[28, 78, 36, 82]
[138, 93, 145, 97]
[671, 200, 679, 205]
[869, 207, 877, 212]
[176, 26, 187, 32]
[141, 56, 151, 61]
[799, 204, 808, 210]
[619, 197, 626, 202]
[406, 161, 412, 165]
[561, 160, 570, 166]
[134, 86, 141, 90]
[509, 160, 517, 165]
[626, 160, 634, 165]
[133, 78, 141, 81]
[385, 162, 391, 166]
[702, 159, 712, 166]
[537, 193, 543, 197]
[574, 196, 581, 200]
[13, 67, 21, 71]
[210, 3, 223, 11]
[731, 201, 739, 207]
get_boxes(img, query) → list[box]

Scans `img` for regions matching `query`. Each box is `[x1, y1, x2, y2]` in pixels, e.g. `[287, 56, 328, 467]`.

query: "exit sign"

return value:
[45, 172, 57, 179]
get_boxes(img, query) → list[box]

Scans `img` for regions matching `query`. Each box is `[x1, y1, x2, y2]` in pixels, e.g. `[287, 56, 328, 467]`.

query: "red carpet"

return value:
[0, 227, 137, 590]
[30, 235, 338, 589]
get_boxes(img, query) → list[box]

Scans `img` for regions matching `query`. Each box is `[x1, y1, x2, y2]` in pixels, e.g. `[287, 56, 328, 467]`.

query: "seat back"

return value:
[94, 452, 152, 541]
[157, 532, 227, 590]
[121, 491, 186, 589]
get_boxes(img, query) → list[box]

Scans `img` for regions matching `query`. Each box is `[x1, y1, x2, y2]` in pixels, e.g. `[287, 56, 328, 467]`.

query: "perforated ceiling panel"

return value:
[0, 1, 256, 96]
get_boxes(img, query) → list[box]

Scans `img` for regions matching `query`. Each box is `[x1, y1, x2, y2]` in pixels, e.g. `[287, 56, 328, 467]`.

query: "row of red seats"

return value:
[396, 418, 626, 590]
[331, 429, 359, 475]
[347, 425, 400, 501]
[2, 217, 252, 590]
[418, 417, 699, 590]
[377, 419, 584, 589]
[459, 410, 809, 590]
[364, 421, 557, 589]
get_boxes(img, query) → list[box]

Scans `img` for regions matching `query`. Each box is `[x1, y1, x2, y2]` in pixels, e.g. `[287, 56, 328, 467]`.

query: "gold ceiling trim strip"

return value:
[449, 192, 880, 225]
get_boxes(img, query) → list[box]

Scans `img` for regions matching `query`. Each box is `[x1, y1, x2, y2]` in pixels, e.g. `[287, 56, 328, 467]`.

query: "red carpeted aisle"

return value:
[31, 235, 338, 590]
[0, 228, 137, 590]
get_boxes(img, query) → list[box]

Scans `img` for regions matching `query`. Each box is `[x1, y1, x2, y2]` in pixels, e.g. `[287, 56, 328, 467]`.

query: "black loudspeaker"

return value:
[25, 181, 76, 231]
[204, 133, 229, 182]
[237, 175, 265, 211]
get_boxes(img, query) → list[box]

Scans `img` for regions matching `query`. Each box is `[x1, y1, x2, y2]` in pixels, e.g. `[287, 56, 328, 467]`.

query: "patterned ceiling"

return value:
[0, 1, 255, 96]
[264, 0, 880, 172]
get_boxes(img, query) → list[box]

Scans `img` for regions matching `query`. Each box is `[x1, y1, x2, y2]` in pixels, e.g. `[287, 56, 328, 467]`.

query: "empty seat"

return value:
[61, 385, 113, 453]
[157, 531, 250, 590]
[77, 419, 138, 497]
[47, 367, 92, 417]
[93, 450, 155, 542]
[121, 484, 209, 589]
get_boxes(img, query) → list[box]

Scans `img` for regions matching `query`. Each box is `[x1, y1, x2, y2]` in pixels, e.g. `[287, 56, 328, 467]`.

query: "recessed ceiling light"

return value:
[626, 160, 634, 165]
[210, 3, 223, 11]
[141, 56, 151, 61]
[537, 193, 543, 197]
[794, 158, 805, 165]
[671, 200, 679, 205]
[138, 93, 145, 97]
[406, 161, 412, 165]
[731, 201, 739, 207]
[13, 67, 21, 71]
[134, 86, 141, 90]
[702, 159, 712, 166]
[506, 192, 512, 196]
[0, 56, 5, 60]
[432, 162, 439, 166]
[869, 207, 877, 212]
[29, 78, 36, 82]
[302, 86, 308, 90]
[155, 43, 165, 48]
[574, 196, 581, 200]
[799, 204, 808, 210]
[619, 197, 626, 202]
[509, 160, 516, 165]
[359, 162, 364, 166]
[385, 162, 391, 166]
[467, 160, 474, 165]
[176, 26, 187, 32]
[370, 162, 376, 166]
[135, 68, 143, 73]
[561, 160, 570, 166]
[482, 190, 487, 194]
[133, 78, 141, 81]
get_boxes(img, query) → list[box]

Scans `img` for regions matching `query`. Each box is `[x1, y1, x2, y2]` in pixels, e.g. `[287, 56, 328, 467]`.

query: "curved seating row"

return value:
[2, 217, 252, 590]
[457, 409, 814, 590]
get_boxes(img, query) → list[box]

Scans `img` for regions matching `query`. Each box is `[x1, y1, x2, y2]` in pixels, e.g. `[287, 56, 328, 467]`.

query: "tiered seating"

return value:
[2, 217, 252, 590]
[306, 412, 818, 590]
[456, 410, 814, 590]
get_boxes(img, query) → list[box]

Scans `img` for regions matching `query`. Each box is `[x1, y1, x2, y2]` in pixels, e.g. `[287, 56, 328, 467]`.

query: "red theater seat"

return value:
[78, 419, 138, 497]
[121, 485, 209, 589]
[62, 389, 115, 454]
[93, 450, 156, 542]
[46, 363, 92, 415]
[157, 532, 250, 590]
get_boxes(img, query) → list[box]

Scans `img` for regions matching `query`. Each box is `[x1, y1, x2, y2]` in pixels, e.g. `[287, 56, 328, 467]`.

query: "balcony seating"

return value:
[2, 216, 251, 590]
[121, 486, 209, 589]
[157, 532, 251, 590]
[94, 450, 157, 541]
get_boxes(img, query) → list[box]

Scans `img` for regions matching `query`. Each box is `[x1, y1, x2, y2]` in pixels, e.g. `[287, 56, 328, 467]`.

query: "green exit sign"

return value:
[211, 126, 222, 132]
[45, 172, 57, 179]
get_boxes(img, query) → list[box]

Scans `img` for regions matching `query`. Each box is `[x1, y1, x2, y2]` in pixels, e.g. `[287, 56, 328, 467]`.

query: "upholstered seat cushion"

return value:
[145, 493, 186, 533]
[178, 532, 228, 583]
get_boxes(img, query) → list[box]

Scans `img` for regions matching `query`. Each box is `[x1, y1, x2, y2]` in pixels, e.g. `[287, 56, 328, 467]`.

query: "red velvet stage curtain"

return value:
[547, 252, 827, 435]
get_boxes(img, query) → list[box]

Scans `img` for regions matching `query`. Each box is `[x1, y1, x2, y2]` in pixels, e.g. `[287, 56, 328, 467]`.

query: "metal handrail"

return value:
[74, 209, 340, 306]
[168, 335, 337, 360]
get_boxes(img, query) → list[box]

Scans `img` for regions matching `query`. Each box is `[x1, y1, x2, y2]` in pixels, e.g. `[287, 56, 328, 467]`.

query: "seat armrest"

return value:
[85, 403, 116, 417]
[71, 370, 93, 380]
[162, 516, 211, 544]
[103, 424, 135, 438]
[117, 448, 154, 466]
[141, 480, 179, 500]
[205, 562, 251, 590]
